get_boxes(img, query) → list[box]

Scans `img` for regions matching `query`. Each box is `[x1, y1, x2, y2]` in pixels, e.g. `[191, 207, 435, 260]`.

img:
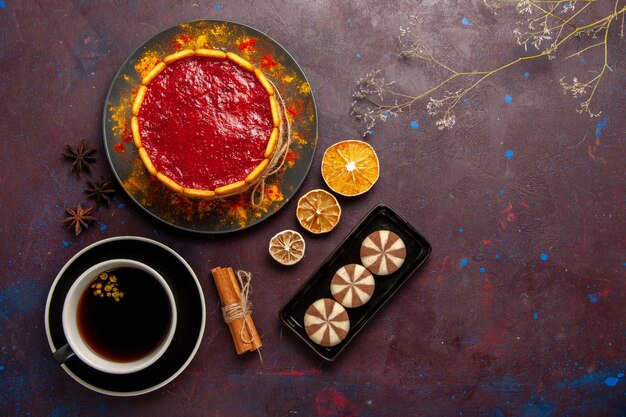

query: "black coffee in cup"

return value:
[77, 267, 172, 363]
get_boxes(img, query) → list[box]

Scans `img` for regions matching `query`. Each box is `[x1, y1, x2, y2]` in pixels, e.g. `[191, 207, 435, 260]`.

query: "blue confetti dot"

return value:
[617, 373, 624, 378]
[504, 149, 515, 160]
[587, 293, 599, 303]
[62, 241, 71, 248]
[459, 228, 463, 233]
[410, 120, 420, 129]
[595, 115, 608, 138]
[0, 1, 6, 9]
[499, 189, 505, 195]
[100, 224, 108, 231]
[580, 58, 586, 63]
[214, 4, 221, 11]
[117, 203, 125, 209]
[369, 129, 375, 135]
[504, 95, 513, 104]
[533, 312, 539, 320]
[495, 254, 501, 259]
[356, 53, 362, 59]
[460, 258, 468, 267]
[524, 72, 530, 78]
[463, 97, 469, 103]
[540, 252, 549, 261]
[419, 373, 425, 378]
[0, 365, 5, 371]
[479, 267, 486, 273]
[605, 377, 619, 387]
[461, 17, 469, 26]
[587, 293, 600, 303]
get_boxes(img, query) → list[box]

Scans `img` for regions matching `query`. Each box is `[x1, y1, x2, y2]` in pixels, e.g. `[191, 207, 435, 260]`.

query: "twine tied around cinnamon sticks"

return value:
[221, 270, 254, 344]
[211, 267, 262, 355]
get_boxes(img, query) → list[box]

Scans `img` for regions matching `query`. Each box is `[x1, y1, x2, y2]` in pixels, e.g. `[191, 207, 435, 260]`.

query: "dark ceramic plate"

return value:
[45, 236, 206, 396]
[280, 205, 432, 361]
[103, 20, 317, 233]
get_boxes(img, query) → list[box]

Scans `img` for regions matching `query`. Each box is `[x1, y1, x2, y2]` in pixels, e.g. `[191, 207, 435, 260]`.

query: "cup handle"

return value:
[53, 344, 75, 364]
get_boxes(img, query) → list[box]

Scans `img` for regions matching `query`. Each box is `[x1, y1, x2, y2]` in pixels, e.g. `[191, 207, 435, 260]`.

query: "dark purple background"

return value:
[1, 1, 624, 416]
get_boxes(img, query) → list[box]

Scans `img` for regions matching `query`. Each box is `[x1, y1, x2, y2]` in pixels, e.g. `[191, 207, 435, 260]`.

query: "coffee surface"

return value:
[77, 267, 172, 363]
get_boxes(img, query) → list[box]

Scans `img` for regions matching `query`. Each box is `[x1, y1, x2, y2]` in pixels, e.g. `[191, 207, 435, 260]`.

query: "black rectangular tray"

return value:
[280, 204, 432, 361]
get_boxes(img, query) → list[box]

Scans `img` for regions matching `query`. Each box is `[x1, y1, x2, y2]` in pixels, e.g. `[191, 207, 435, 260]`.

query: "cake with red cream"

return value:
[130, 49, 280, 198]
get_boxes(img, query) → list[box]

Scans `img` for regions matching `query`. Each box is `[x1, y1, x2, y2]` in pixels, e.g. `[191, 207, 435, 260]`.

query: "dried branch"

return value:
[352, 0, 624, 136]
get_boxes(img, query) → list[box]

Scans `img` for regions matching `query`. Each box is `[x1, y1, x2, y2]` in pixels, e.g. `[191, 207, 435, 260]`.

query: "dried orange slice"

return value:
[296, 189, 341, 234]
[321, 140, 380, 196]
[269, 230, 306, 265]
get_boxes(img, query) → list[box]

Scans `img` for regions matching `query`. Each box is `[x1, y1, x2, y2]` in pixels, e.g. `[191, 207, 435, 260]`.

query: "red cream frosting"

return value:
[137, 56, 273, 190]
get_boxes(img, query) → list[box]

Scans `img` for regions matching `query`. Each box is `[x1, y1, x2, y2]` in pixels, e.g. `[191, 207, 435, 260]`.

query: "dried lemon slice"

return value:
[269, 230, 306, 265]
[321, 140, 380, 196]
[296, 189, 341, 234]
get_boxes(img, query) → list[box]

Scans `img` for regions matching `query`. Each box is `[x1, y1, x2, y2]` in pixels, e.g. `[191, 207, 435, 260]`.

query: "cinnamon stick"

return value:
[211, 267, 262, 355]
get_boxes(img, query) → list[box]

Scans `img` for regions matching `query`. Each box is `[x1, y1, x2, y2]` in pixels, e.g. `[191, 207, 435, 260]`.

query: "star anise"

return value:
[85, 177, 116, 206]
[62, 139, 96, 177]
[64, 203, 97, 236]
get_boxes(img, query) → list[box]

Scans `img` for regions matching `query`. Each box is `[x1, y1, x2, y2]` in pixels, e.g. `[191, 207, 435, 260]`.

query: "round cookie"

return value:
[360, 230, 406, 275]
[304, 298, 350, 347]
[331, 264, 375, 308]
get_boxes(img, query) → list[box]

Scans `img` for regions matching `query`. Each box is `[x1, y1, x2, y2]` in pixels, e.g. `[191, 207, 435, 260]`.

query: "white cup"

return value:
[55, 259, 177, 374]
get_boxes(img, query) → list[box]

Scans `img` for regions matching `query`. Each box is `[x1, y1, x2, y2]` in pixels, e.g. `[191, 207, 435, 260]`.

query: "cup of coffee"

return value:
[54, 259, 177, 374]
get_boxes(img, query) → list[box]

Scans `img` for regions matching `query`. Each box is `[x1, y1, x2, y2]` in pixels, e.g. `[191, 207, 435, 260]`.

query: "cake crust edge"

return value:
[132, 49, 281, 199]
